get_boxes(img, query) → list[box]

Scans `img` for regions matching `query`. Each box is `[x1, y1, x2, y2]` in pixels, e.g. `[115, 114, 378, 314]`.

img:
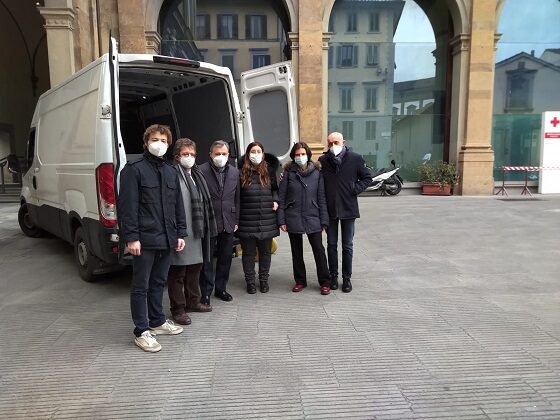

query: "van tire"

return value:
[18, 203, 45, 238]
[74, 227, 99, 282]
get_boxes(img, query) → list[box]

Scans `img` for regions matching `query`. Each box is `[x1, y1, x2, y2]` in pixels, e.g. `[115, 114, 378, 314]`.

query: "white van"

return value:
[18, 39, 298, 281]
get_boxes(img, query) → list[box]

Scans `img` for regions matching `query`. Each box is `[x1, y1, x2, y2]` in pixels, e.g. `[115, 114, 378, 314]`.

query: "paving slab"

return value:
[1, 195, 560, 419]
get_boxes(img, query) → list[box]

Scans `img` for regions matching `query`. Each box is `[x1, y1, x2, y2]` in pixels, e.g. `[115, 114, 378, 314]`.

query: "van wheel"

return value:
[18, 203, 45, 238]
[74, 227, 99, 282]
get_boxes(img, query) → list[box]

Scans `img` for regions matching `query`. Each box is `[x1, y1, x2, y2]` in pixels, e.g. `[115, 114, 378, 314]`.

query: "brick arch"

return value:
[145, 0, 297, 34]
[323, 0, 468, 36]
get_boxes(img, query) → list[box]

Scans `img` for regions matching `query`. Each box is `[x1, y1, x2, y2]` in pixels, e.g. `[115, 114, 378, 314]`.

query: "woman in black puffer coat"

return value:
[278, 142, 331, 295]
[237, 141, 280, 294]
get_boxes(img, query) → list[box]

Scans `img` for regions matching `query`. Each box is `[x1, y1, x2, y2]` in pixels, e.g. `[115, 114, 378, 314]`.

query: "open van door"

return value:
[240, 62, 298, 162]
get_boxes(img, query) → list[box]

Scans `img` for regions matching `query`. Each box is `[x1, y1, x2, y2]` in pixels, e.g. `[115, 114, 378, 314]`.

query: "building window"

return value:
[221, 53, 235, 76]
[246, 15, 267, 39]
[339, 86, 353, 112]
[196, 14, 210, 39]
[217, 14, 238, 39]
[505, 71, 535, 111]
[337, 45, 358, 68]
[366, 121, 377, 140]
[342, 121, 354, 140]
[328, 15, 335, 33]
[252, 53, 271, 69]
[347, 12, 357, 32]
[369, 12, 380, 32]
[366, 44, 379, 67]
[365, 86, 378, 110]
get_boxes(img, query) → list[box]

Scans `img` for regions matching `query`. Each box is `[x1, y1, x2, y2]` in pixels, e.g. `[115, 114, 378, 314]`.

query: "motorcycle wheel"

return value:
[385, 179, 402, 195]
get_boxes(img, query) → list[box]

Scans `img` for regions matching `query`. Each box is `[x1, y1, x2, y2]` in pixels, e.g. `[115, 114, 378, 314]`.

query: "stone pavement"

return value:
[1, 195, 560, 419]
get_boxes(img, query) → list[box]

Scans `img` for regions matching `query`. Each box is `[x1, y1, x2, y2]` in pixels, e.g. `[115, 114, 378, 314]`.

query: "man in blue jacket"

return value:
[318, 131, 373, 293]
[118, 124, 187, 352]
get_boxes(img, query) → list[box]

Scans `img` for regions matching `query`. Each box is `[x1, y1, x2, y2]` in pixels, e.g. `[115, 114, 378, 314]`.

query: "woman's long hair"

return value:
[241, 141, 269, 187]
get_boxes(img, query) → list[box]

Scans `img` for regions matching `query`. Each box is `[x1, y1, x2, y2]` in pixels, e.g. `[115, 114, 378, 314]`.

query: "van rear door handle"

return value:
[32, 176, 37, 190]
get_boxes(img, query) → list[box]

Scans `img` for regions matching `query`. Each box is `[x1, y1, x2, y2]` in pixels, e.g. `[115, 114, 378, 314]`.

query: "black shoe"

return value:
[260, 281, 269, 293]
[200, 296, 211, 305]
[342, 278, 352, 293]
[215, 290, 233, 302]
[330, 275, 339, 290]
[247, 283, 257, 294]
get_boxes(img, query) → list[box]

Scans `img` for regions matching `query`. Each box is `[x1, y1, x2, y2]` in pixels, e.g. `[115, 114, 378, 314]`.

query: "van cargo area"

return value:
[118, 66, 239, 161]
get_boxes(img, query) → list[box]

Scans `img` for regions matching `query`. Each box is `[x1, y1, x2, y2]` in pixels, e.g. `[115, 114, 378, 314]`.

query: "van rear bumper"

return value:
[82, 217, 120, 266]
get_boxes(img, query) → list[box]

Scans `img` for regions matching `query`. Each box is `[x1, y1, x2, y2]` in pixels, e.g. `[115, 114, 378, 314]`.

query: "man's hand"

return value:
[234, 224, 238, 232]
[272, 201, 279, 211]
[280, 224, 287, 232]
[127, 240, 141, 256]
[176, 238, 185, 252]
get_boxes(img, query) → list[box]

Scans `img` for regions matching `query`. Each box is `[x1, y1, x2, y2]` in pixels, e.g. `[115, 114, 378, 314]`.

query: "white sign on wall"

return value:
[539, 111, 560, 194]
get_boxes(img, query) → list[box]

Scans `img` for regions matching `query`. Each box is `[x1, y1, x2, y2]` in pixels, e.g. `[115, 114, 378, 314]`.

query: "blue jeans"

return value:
[326, 218, 355, 279]
[131, 249, 171, 337]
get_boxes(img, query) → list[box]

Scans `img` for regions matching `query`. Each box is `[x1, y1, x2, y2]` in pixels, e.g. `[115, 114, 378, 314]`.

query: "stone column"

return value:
[39, 0, 76, 86]
[117, 0, 146, 53]
[457, 0, 496, 195]
[297, 0, 325, 154]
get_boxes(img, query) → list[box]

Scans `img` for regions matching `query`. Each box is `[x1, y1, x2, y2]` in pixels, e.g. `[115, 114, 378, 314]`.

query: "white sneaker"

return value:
[150, 319, 183, 336]
[135, 331, 162, 352]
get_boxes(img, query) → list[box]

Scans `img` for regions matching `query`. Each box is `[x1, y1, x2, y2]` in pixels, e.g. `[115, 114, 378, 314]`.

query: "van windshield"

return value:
[118, 66, 238, 163]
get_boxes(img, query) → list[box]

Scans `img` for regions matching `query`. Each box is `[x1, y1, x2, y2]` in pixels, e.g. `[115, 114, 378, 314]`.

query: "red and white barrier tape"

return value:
[498, 166, 560, 171]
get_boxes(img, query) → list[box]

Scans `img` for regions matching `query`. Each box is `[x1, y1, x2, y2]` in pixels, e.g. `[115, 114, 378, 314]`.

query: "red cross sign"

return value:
[551, 117, 560, 128]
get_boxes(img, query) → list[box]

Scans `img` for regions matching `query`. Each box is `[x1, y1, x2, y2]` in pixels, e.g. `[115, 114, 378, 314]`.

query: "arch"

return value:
[145, 0, 165, 32]
[323, 0, 467, 35]
[146, 0, 298, 35]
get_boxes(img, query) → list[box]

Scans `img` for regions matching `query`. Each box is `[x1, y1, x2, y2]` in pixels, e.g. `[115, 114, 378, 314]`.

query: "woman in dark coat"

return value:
[237, 141, 280, 294]
[278, 142, 331, 295]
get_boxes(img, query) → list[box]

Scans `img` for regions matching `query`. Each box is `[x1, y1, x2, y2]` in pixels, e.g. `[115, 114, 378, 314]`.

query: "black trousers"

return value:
[288, 232, 330, 287]
[199, 232, 234, 298]
[168, 263, 202, 315]
[130, 249, 171, 337]
[240, 238, 272, 283]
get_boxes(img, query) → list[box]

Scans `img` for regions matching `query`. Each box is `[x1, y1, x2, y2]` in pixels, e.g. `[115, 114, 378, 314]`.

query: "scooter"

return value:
[365, 159, 404, 196]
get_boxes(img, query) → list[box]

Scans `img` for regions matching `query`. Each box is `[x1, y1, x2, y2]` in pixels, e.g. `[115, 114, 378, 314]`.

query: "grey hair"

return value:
[210, 140, 230, 153]
[173, 138, 197, 156]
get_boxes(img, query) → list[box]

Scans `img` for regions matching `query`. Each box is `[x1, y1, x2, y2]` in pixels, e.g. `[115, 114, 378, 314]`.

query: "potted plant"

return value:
[418, 160, 459, 195]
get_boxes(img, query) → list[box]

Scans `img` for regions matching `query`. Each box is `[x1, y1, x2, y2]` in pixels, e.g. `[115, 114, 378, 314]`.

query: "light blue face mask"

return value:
[295, 155, 308, 166]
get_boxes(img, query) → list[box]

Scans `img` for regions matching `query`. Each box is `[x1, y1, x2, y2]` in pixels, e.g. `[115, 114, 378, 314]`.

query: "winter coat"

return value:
[277, 161, 329, 234]
[236, 162, 280, 240]
[118, 152, 187, 250]
[318, 147, 373, 220]
[199, 162, 240, 234]
[170, 165, 203, 266]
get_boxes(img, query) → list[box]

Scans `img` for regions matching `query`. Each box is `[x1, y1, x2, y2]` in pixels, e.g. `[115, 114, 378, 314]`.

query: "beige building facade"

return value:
[1, 0, 537, 195]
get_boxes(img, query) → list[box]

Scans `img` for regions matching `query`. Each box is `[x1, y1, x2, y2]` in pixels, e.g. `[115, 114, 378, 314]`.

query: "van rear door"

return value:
[240, 62, 298, 162]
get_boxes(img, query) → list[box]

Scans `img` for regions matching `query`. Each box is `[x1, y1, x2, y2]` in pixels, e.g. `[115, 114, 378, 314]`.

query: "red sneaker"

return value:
[321, 286, 331, 295]
[292, 284, 306, 292]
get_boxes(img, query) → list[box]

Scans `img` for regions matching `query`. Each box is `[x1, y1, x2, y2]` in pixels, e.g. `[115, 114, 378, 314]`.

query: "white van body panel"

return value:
[240, 61, 298, 161]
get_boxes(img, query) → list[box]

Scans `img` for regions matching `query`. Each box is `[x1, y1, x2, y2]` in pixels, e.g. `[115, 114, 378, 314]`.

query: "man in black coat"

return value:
[198, 140, 240, 303]
[318, 131, 373, 293]
[118, 124, 187, 352]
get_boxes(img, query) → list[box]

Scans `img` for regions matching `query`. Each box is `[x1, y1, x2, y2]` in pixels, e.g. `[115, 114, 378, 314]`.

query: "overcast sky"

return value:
[392, 0, 560, 82]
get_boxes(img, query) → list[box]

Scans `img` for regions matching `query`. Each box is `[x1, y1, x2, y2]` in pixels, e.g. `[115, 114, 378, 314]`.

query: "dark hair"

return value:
[173, 138, 197, 156]
[143, 124, 172, 146]
[241, 141, 269, 187]
[289, 142, 312, 161]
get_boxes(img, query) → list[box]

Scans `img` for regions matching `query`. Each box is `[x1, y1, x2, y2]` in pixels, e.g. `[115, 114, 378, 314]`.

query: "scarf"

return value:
[179, 165, 218, 260]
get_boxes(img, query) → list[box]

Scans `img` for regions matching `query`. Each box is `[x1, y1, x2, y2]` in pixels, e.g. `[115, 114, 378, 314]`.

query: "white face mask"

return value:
[212, 155, 228, 168]
[180, 156, 195, 169]
[249, 153, 263, 165]
[148, 141, 168, 157]
[295, 155, 308, 167]
[330, 144, 343, 156]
